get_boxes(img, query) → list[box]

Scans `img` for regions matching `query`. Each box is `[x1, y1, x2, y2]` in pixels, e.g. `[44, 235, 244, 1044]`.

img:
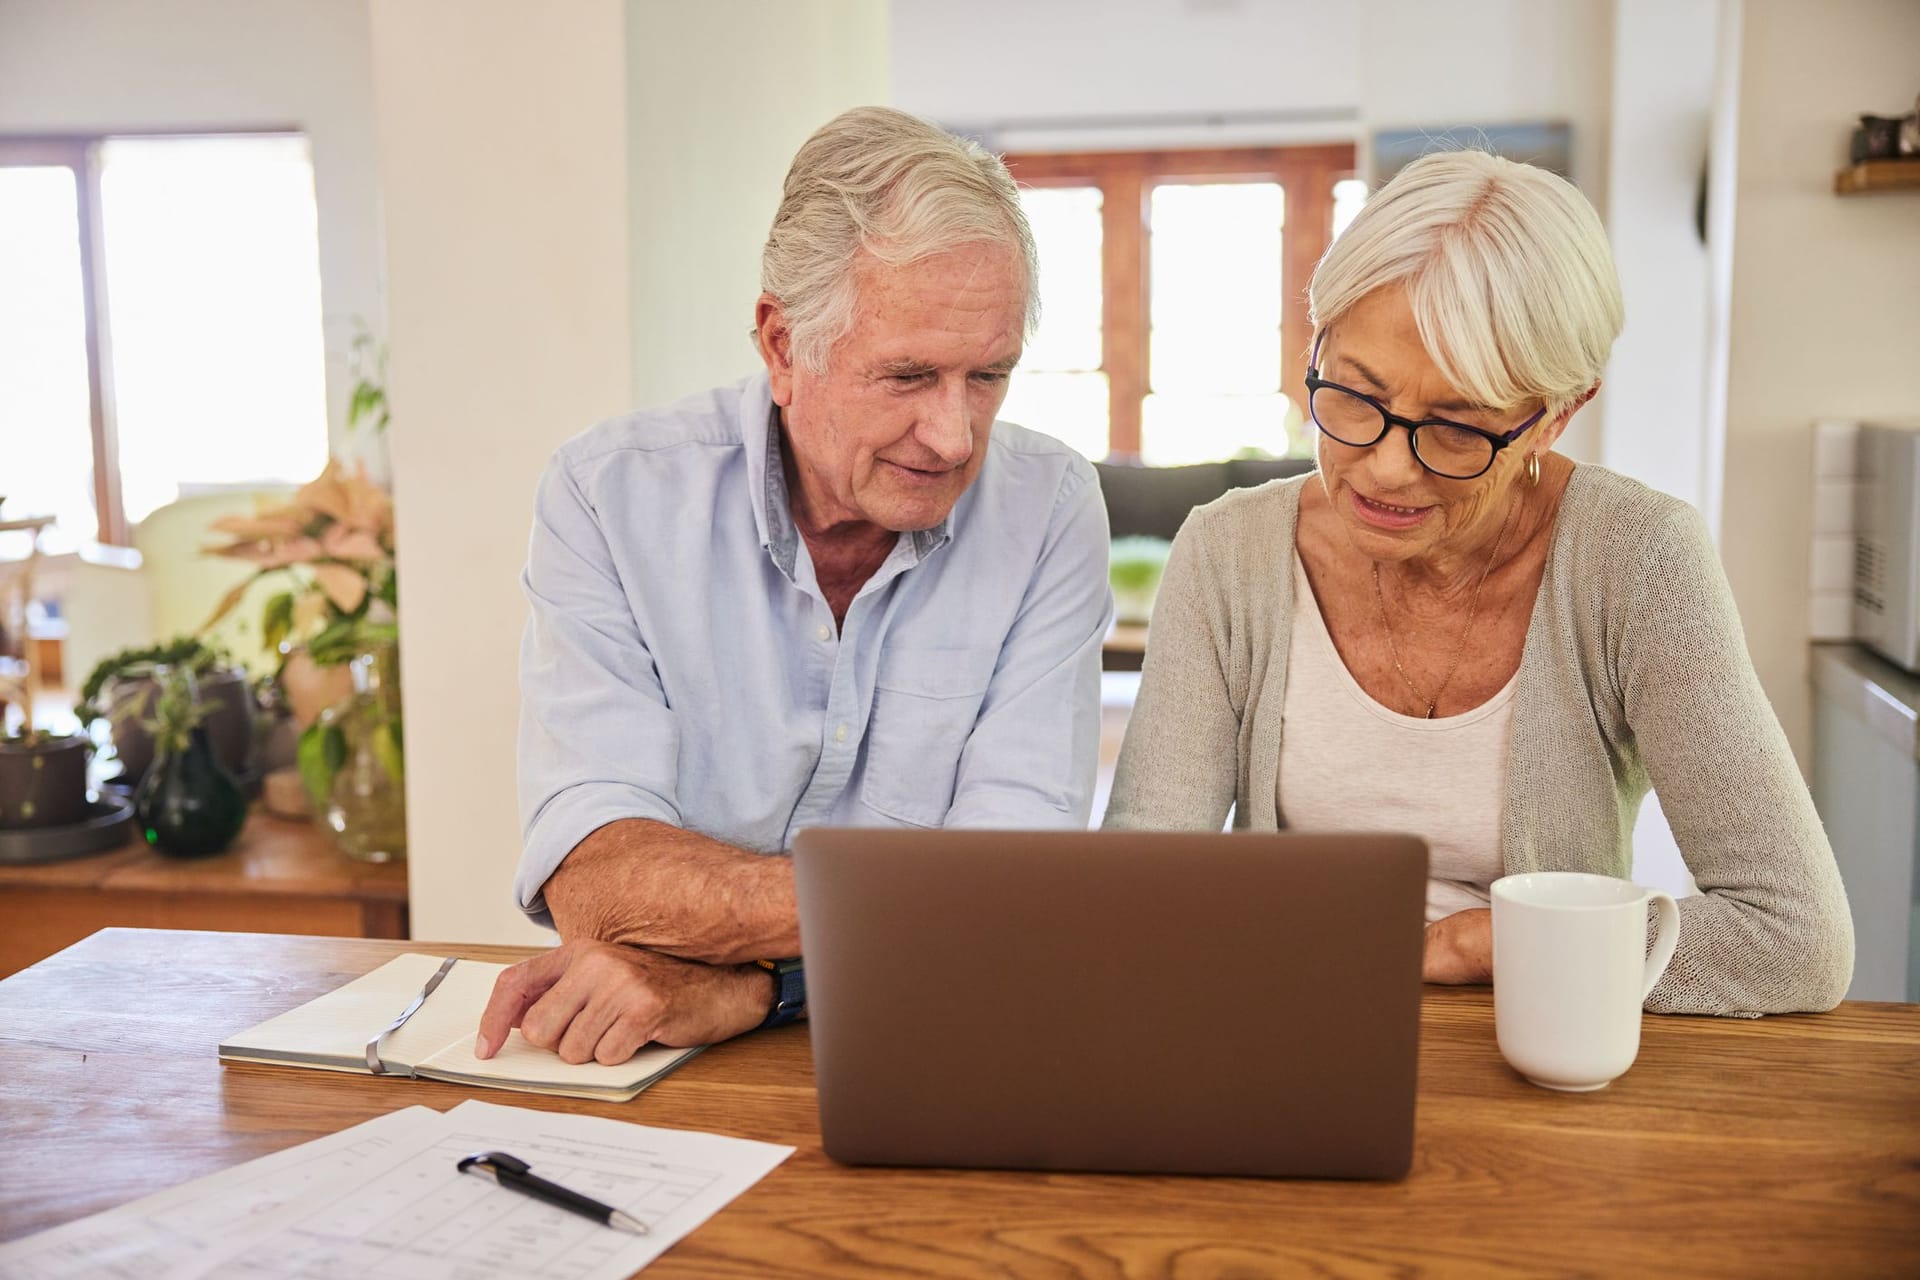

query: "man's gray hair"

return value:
[762, 106, 1039, 374]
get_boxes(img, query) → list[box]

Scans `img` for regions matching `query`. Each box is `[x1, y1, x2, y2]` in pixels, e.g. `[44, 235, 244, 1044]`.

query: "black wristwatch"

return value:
[755, 957, 805, 1030]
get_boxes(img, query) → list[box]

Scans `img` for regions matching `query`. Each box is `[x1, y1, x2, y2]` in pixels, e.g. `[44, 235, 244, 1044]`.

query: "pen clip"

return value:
[456, 1150, 528, 1180]
[365, 955, 458, 1075]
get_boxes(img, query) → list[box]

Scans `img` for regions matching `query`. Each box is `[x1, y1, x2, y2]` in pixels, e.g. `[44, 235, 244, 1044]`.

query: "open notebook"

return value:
[218, 952, 701, 1102]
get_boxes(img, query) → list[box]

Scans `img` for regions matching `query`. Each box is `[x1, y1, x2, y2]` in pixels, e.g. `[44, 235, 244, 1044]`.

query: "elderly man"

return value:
[475, 107, 1112, 1065]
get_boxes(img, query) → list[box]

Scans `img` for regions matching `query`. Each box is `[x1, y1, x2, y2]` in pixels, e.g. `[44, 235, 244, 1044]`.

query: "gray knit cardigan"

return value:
[1103, 467, 1854, 1016]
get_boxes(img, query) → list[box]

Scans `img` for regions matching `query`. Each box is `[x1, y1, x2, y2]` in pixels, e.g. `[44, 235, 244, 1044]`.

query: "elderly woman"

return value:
[1103, 151, 1853, 1016]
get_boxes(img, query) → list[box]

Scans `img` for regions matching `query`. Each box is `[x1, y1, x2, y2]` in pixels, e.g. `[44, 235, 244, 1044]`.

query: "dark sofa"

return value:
[1094, 458, 1316, 542]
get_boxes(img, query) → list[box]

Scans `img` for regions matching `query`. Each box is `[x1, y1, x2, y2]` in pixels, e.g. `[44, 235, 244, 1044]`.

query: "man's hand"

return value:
[474, 939, 772, 1064]
[1423, 908, 1494, 984]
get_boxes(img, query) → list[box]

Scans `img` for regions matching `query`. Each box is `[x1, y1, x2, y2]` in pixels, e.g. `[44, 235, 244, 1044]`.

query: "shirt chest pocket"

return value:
[860, 646, 999, 828]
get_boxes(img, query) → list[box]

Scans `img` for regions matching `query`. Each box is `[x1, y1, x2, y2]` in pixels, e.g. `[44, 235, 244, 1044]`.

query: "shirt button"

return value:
[834, 723, 848, 744]
[816, 624, 832, 641]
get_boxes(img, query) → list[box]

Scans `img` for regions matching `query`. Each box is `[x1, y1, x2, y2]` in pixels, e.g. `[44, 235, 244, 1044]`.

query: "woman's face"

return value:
[1312, 286, 1564, 566]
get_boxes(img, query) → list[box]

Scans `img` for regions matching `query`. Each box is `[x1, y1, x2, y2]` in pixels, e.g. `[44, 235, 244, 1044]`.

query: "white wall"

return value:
[1357, 0, 1612, 226]
[892, 0, 1610, 183]
[1600, 0, 1716, 510]
[892, 0, 1362, 133]
[0, 0, 385, 470]
[889, 0, 1615, 457]
[1714, 0, 1920, 771]
[370, 0, 635, 944]
[626, 0, 890, 406]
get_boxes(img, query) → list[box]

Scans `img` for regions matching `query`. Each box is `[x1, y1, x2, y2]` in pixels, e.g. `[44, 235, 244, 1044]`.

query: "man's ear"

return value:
[755, 294, 797, 406]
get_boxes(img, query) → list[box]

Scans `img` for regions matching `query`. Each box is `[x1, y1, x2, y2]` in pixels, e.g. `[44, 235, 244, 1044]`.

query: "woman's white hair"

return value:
[761, 106, 1038, 374]
[1309, 150, 1624, 417]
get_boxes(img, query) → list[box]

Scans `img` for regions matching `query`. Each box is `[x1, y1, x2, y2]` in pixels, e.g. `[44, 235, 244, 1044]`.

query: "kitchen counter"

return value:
[1812, 641, 1920, 760]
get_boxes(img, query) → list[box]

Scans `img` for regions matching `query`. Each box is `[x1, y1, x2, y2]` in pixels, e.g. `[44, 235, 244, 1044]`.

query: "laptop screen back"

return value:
[793, 829, 1428, 1179]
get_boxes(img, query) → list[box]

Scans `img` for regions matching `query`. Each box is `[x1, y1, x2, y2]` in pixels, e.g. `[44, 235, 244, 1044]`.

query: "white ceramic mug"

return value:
[1491, 871, 1680, 1091]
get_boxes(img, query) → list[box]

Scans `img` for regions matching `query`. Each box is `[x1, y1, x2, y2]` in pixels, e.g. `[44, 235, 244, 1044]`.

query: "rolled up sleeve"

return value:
[515, 454, 682, 928]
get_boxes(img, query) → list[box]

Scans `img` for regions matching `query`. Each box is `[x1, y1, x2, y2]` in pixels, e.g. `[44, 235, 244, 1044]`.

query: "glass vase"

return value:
[316, 642, 407, 863]
[135, 725, 248, 858]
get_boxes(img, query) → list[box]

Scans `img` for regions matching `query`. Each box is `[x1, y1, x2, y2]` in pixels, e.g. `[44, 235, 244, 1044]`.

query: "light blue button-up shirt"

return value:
[514, 373, 1112, 925]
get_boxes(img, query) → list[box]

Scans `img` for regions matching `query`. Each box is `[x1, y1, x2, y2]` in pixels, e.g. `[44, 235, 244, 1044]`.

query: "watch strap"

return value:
[755, 957, 805, 1030]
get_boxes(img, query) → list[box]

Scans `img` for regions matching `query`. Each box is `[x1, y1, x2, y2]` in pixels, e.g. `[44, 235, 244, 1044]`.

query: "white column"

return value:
[1600, 0, 1717, 512]
[371, 0, 634, 943]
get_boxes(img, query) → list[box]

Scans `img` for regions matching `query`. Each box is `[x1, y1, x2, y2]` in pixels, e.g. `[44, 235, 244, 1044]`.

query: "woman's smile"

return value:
[1348, 485, 1436, 531]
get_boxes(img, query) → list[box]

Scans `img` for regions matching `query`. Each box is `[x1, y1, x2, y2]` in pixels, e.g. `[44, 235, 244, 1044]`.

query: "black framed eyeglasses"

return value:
[1304, 332, 1545, 481]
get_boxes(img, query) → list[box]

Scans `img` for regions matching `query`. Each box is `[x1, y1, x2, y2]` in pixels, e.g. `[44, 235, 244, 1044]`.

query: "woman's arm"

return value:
[1616, 502, 1854, 1014]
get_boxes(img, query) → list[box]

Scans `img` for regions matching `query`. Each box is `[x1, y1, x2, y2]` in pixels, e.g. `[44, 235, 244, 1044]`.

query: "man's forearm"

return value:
[542, 819, 800, 963]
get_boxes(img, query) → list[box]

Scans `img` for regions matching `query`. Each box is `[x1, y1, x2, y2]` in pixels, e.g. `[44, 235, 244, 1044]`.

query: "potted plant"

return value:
[133, 664, 248, 858]
[0, 726, 91, 830]
[201, 334, 403, 858]
[75, 638, 253, 788]
[1, 615, 91, 830]
[1109, 536, 1174, 626]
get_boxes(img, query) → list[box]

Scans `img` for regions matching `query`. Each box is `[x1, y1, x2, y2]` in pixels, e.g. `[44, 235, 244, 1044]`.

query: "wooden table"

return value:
[1101, 621, 1148, 672]
[0, 814, 407, 977]
[2, 930, 1916, 1277]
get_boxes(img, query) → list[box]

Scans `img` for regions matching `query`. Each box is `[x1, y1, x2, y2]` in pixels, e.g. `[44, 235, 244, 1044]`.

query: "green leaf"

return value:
[371, 719, 404, 783]
[347, 383, 375, 424]
[261, 590, 296, 654]
[354, 621, 399, 648]
[298, 722, 347, 807]
[305, 617, 359, 666]
[76, 636, 221, 721]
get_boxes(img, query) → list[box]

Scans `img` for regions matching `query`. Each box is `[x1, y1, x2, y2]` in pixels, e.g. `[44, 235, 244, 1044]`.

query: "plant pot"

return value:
[108, 666, 253, 786]
[134, 726, 248, 858]
[281, 646, 355, 729]
[254, 705, 300, 774]
[0, 733, 93, 830]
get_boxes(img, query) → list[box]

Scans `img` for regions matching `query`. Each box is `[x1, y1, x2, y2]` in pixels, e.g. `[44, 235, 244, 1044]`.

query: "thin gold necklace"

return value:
[1370, 497, 1519, 719]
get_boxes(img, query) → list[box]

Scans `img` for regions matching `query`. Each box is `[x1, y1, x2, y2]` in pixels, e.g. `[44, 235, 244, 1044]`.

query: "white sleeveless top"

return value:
[1277, 552, 1515, 924]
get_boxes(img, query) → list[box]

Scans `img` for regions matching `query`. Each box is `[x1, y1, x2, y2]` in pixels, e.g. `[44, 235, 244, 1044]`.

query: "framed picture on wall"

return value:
[1372, 122, 1574, 187]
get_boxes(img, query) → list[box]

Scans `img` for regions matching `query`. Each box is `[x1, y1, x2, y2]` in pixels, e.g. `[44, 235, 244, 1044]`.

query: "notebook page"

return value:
[386, 956, 701, 1095]
[377, 956, 512, 1069]
[219, 953, 468, 1072]
[417, 1032, 702, 1098]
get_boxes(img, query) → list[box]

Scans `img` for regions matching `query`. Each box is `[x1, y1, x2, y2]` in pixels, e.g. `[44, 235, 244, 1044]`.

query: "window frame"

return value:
[1004, 143, 1356, 460]
[0, 127, 302, 547]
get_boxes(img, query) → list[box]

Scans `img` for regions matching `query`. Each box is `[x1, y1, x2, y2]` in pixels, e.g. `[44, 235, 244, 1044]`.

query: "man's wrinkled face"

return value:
[763, 243, 1026, 535]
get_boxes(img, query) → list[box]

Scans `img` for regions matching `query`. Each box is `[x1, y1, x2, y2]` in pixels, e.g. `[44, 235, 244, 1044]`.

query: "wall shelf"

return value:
[1834, 159, 1920, 195]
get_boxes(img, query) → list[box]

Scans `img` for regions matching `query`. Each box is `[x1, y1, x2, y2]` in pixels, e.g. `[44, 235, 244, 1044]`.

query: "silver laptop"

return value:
[791, 828, 1428, 1179]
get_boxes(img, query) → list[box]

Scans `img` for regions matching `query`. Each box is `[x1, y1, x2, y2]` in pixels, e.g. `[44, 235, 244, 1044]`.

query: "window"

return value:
[1001, 144, 1358, 463]
[0, 133, 329, 550]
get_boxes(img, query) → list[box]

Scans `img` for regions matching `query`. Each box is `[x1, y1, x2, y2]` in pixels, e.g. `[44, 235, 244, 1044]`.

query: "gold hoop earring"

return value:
[1525, 451, 1541, 486]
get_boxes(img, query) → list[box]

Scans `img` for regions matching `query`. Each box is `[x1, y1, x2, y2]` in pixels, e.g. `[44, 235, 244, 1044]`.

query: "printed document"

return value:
[0, 1101, 792, 1279]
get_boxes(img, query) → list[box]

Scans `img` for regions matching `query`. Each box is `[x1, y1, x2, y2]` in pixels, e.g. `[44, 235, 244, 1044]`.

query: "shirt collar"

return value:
[739, 372, 953, 579]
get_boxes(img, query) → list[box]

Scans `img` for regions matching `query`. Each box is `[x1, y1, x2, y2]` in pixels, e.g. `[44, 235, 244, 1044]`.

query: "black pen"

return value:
[456, 1150, 649, 1235]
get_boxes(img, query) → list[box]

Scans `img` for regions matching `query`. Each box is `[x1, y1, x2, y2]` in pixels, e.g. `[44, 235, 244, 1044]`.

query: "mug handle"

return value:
[1641, 889, 1681, 1001]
